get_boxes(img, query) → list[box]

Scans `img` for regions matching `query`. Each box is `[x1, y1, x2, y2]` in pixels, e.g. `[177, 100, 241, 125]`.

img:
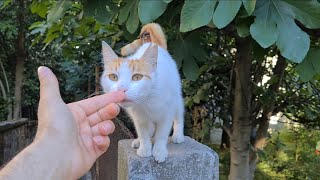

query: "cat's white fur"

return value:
[101, 42, 184, 162]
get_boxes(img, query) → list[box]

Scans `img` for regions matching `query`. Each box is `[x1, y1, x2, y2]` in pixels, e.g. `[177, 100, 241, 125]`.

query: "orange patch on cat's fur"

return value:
[121, 23, 167, 56]
[104, 59, 124, 72]
[128, 60, 152, 79]
[105, 59, 152, 79]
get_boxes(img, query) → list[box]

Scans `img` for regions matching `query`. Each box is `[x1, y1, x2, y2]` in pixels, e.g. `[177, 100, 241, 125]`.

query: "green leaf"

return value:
[281, 0, 320, 29]
[250, 20, 278, 48]
[0, 0, 12, 9]
[29, 21, 48, 35]
[126, 0, 140, 34]
[30, 0, 50, 18]
[296, 48, 320, 82]
[47, 0, 71, 25]
[83, 0, 118, 24]
[236, 18, 252, 37]
[212, 0, 242, 29]
[171, 33, 205, 80]
[138, 0, 168, 24]
[250, 0, 278, 48]
[242, 0, 256, 15]
[183, 56, 199, 81]
[276, 20, 310, 63]
[180, 0, 217, 32]
[250, 0, 313, 62]
[119, 0, 134, 24]
[163, 0, 172, 3]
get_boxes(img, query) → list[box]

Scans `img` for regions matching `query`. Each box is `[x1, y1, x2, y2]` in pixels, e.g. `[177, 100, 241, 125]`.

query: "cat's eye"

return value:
[108, 74, 118, 81]
[132, 74, 143, 81]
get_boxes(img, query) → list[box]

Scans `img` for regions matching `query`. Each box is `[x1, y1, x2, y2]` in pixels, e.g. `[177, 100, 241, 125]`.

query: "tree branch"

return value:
[254, 55, 287, 149]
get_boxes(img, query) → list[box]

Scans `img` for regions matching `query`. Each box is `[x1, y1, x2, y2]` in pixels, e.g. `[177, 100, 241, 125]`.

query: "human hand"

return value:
[36, 66, 125, 179]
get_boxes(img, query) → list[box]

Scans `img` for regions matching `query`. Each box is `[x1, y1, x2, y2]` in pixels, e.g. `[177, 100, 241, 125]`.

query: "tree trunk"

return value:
[229, 37, 252, 180]
[13, 0, 26, 119]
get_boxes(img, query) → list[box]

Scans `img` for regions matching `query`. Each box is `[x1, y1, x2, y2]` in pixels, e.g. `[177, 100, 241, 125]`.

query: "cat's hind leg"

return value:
[172, 101, 185, 144]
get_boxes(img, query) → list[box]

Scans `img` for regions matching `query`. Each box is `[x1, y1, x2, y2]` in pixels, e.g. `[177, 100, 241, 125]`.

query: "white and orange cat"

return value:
[101, 23, 184, 162]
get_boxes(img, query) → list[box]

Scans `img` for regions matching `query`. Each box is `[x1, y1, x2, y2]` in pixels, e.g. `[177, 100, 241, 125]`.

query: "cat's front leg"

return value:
[132, 122, 154, 149]
[152, 120, 172, 163]
[134, 120, 152, 157]
[131, 139, 140, 149]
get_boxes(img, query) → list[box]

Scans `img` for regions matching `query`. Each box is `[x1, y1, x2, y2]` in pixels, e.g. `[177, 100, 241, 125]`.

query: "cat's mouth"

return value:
[121, 99, 133, 103]
[118, 99, 134, 108]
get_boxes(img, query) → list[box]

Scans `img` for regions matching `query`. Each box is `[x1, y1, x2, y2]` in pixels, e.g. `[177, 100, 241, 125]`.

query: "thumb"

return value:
[38, 66, 62, 101]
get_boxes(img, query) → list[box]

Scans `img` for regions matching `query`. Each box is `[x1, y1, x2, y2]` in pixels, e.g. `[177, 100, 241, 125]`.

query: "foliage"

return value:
[213, 126, 320, 180]
[0, 0, 320, 178]
[257, 127, 320, 179]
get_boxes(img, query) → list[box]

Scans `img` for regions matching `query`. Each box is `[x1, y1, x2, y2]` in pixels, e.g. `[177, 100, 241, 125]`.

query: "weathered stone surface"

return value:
[118, 136, 219, 180]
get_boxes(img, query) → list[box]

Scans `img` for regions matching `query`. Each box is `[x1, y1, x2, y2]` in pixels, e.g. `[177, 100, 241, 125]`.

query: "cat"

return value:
[100, 23, 184, 163]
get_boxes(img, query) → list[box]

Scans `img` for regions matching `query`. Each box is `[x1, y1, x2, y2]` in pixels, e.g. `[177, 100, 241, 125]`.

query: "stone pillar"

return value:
[118, 136, 219, 180]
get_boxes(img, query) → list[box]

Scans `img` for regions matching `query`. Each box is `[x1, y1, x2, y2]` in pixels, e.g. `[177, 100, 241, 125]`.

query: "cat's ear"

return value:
[102, 41, 118, 62]
[141, 45, 158, 70]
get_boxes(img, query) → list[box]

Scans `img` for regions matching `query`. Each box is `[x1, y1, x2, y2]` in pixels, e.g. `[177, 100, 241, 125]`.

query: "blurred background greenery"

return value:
[0, 0, 320, 179]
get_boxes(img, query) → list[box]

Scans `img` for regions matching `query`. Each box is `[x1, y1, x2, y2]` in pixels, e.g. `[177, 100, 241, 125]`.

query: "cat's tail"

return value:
[121, 23, 167, 56]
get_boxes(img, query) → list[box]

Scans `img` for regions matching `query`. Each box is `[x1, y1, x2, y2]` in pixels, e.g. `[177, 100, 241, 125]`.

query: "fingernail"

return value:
[38, 66, 48, 78]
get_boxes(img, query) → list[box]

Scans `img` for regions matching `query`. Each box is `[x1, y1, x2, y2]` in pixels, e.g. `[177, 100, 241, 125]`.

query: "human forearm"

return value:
[0, 137, 72, 180]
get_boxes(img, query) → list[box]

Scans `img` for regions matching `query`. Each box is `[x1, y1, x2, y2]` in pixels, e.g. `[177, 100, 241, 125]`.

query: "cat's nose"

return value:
[117, 87, 128, 92]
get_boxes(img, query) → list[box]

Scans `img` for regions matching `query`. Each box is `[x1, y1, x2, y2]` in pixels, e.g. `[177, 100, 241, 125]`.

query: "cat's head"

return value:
[100, 41, 158, 107]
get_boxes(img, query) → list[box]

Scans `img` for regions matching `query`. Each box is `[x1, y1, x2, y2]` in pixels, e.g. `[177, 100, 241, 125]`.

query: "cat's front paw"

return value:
[152, 145, 168, 163]
[131, 139, 140, 149]
[137, 146, 152, 157]
[171, 133, 184, 144]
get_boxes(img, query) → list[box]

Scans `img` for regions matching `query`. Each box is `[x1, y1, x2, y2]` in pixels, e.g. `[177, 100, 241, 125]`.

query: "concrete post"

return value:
[118, 136, 219, 180]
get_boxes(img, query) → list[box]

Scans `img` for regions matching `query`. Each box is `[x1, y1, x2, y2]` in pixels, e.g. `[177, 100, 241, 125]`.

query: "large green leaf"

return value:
[212, 0, 242, 29]
[29, 21, 48, 35]
[276, 20, 309, 63]
[250, 20, 278, 48]
[242, 0, 256, 15]
[296, 48, 320, 82]
[250, 0, 313, 62]
[180, 0, 217, 32]
[30, 0, 50, 18]
[250, 0, 278, 48]
[171, 33, 206, 80]
[183, 55, 200, 81]
[83, 0, 118, 24]
[119, 0, 134, 24]
[138, 0, 168, 24]
[126, 0, 140, 34]
[281, 0, 320, 29]
[47, 0, 71, 24]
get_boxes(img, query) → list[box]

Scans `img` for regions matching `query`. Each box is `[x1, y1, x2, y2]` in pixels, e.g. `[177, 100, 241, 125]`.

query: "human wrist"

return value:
[31, 136, 73, 179]
[0, 134, 73, 180]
